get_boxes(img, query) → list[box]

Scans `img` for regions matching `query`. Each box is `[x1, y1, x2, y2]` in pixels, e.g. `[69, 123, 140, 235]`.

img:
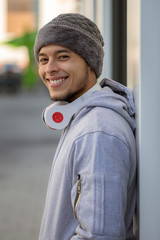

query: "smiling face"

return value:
[38, 44, 97, 102]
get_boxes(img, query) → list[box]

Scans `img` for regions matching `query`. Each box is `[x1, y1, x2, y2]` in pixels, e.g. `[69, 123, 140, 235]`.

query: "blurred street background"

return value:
[0, 86, 61, 240]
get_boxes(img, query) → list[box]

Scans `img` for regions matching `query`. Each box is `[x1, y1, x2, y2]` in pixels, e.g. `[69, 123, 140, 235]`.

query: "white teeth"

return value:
[50, 78, 65, 84]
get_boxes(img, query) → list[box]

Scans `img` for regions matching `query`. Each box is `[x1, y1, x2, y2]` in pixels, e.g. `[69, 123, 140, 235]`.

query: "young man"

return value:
[34, 13, 136, 240]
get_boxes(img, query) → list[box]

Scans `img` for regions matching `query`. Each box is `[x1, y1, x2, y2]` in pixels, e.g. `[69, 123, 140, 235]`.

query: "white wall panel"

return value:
[140, 0, 160, 239]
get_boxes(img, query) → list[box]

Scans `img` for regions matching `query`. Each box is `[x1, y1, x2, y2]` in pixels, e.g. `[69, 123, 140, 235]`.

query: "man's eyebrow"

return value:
[38, 53, 46, 57]
[56, 49, 71, 54]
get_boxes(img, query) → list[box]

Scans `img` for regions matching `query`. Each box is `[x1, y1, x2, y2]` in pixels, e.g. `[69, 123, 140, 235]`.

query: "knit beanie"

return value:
[34, 13, 104, 78]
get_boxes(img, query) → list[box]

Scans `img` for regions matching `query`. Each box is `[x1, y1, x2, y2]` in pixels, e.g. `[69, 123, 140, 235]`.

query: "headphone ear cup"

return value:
[42, 101, 73, 130]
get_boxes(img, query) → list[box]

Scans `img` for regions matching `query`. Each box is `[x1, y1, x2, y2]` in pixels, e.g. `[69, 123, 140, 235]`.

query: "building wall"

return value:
[139, 0, 160, 239]
[7, 0, 36, 35]
[127, 0, 140, 90]
[7, 12, 35, 35]
[0, 0, 7, 39]
[38, 0, 78, 28]
[0, 0, 37, 66]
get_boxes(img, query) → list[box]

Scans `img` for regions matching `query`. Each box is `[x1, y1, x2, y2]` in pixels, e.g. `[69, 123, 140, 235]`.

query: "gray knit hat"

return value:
[34, 13, 104, 78]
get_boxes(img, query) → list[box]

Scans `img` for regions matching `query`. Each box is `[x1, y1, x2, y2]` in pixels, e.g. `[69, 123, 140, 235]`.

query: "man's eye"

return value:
[39, 58, 48, 63]
[59, 55, 69, 60]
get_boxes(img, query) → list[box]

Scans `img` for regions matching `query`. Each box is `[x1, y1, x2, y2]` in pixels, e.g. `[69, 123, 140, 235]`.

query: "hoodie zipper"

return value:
[74, 175, 81, 220]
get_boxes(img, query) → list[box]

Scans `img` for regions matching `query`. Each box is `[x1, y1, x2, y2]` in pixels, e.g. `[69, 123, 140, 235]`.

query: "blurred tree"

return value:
[2, 31, 39, 88]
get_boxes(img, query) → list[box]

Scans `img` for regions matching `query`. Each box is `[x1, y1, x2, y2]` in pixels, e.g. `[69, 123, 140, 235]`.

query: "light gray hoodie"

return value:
[39, 78, 137, 240]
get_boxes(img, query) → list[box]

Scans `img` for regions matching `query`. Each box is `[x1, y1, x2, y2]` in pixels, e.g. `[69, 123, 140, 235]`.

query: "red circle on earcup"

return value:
[52, 112, 64, 123]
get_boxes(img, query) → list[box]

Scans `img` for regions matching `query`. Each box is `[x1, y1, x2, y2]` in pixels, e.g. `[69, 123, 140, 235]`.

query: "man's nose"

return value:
[45, 60, 59, 74]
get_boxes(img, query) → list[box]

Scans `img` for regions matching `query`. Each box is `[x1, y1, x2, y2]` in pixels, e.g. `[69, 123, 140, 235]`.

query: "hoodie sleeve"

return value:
[69, 131, 135, 240]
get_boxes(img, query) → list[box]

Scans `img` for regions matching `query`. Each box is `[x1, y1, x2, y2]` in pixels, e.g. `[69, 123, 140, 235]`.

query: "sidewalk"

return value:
[0, 89, 61, 240]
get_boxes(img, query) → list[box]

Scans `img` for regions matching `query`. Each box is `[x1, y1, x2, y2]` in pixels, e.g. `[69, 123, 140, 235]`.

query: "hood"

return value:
[76, 78, 136, 132]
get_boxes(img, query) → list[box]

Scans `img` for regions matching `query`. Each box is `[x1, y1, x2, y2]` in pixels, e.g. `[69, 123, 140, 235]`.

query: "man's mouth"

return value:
[50, 78, 66, 84]
[47, 76, 68, 87]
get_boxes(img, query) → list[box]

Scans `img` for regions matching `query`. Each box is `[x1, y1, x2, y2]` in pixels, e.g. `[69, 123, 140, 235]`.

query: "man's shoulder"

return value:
[68, 105, 135, 148]
[70, 106, 124, 136]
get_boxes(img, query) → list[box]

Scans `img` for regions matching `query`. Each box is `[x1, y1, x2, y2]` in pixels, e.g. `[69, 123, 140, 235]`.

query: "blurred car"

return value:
[0, 64, 22, 93]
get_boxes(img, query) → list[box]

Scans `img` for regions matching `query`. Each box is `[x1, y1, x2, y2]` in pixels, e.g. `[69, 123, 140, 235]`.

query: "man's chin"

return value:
[49, 95, 59, 102]
[48, 91, 60, 101]
[48, 89, 74, 102]
[49, 93, 68, 102]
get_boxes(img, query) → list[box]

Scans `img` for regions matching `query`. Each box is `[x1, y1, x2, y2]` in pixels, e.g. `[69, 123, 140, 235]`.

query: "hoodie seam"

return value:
[75, 130, 130, 151]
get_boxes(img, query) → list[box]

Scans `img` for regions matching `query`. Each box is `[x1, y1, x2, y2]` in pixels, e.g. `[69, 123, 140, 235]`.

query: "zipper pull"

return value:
[77, 175, 81, 194]
[74, 174, 81, 220]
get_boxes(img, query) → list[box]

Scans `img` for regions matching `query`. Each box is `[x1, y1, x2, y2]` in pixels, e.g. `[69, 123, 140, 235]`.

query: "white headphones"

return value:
[42, 83, 101, 130]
